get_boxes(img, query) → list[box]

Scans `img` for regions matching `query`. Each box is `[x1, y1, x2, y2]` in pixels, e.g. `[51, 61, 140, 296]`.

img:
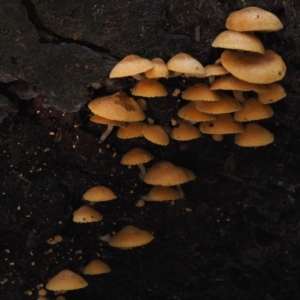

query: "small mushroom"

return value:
[46, 270, 88, 292]
[82, 259, 111, 275]
[72, 206, 103, 223]
[83, 185, 117, 203]
[234, 123, 274, 147]
[233, 98, 274, 122]
[109, 54, 153, 78]
[120, 148, 154, 179]
[88, 91, 145, 122]
[142, 124, 169, 146]
[131, 78, 168, 98]
[145, 58, 169, 79]
[167, 53, 205, 77]
[142, 186, 181, 202]
[108, 225, 154, 249]
[143, 161, 196, 198]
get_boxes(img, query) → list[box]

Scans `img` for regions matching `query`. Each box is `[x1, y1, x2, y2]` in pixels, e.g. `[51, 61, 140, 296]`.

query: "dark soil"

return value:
[1, 1, 300, 300]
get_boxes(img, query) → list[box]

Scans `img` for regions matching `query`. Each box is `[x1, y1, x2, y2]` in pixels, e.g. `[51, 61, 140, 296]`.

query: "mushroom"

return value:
[142, 186, 181, 202]
[199, 114, 244, 135]
[108, 225, 154, 249]
[120, 147, 154, 179]
[82, 259, 111, 275]
[182, 83, 220, 102]
[195, 92, 242, 114]
[225, 6, 283, 32]
[145, 58, 169, 79]
[204, 64, 228, 85]
[210, 74, 269, 103]
[167, 53, 206, 77]
[212, 30, 265, 54]
[169, 122, 201, 141]
[258, 83, 286, 104]
[117, 121, 146, 139]
[177, 102, 216, 123]
[234, 123, 274, 147]
[83, 185, 117, 203]
[131, 78, 168, 98]
[142, 124, 169, 146]
[88, 91, 145, 122]
[46, 270, 88, 292]
[143, 161, 196, 198]
[233, 98, 274, 122]
[109, 54, 153, 78]
[72, 205, 103, 223]
[220, 49, 286, 84]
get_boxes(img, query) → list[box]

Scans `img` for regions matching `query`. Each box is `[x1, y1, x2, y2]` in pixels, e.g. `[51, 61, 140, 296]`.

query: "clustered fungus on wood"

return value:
[87, 6, 286, 148]
[44, 7, 286, 297]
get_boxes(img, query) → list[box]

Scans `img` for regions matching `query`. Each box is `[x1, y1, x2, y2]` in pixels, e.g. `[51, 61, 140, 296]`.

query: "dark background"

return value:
[0, 1, 300, 299]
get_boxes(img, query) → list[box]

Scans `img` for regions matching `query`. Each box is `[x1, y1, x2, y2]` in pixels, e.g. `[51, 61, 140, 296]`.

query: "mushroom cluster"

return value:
[89, 6, 286, 147]
[44, 6, 286, 298]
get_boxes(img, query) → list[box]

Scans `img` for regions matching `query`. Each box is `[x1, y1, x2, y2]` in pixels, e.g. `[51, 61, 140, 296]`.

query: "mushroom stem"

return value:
[137, 164, 147, 180]
[208, 75, 216, 85]
[99, 234, 112, 243]
[175, 184, 185, 199]
[132, 73, 146, 81]
[233, 90, 245, 103]
[100, 124, 114, 142]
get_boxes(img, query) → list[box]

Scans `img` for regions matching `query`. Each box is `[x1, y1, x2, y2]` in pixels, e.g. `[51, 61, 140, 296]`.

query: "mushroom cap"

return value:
[195, 93, 242, 114]
[210, 75, 269, 93]
[131, 79, 168, 98]
[117, 121, 146, 139]
[177, 102, 216, 122]
[182, 83, 220, 101]
[46, 270, 88, 291]
[82, 259, 111, 275]
[233, 98, 274, 122]
[90, 115, 127, 127]
[225, 6, 283, 32]
[108, 225, 154, 248]
[73, 205, 103, 223]
[109, 54, 153, 78]
[258, 83, 286, 104]
[212, 30, 265, 54]
[142, 124, 169, 146]
[200, 114, 244, 135]
[144, 186, 181, 201]
[221, 49, 286, 84]
[170, 122, 201, 141]
[121, 148, 154, 165]
[204, 64, 228, 77]
[167, 53, 205, 77]
[88, 91, 145, 122]
[144, 161, 195, 186]
[234, 123, 274, 147]
[145, 58, 169, 79]
[83, 186, 117, 202]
